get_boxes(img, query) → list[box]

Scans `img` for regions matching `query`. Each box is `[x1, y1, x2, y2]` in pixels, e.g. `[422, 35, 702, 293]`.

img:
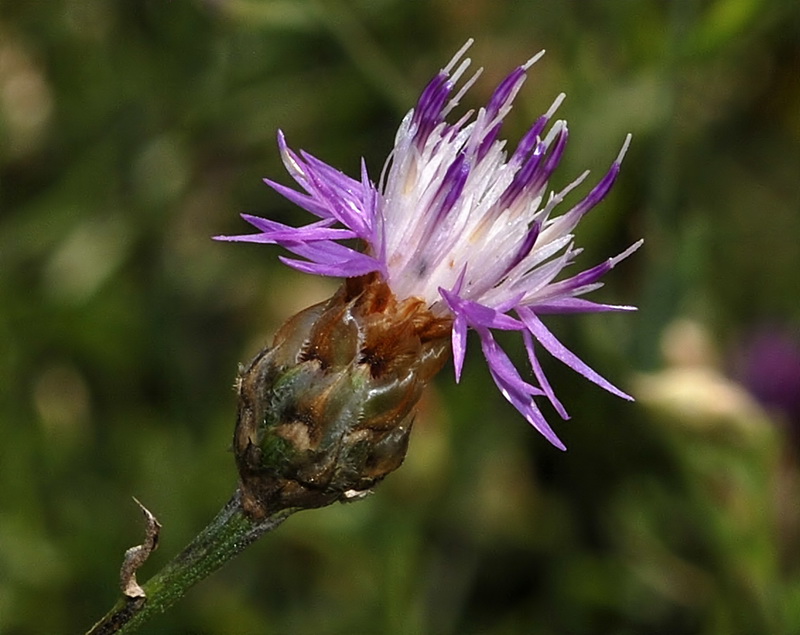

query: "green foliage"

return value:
[1, 1, 799, 633]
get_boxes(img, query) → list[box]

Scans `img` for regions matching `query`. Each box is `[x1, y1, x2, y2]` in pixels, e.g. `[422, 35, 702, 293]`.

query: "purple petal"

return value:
[300, 160, 372, 238]
[533, 298, 638, 314]
[264, 178, 334, 220]
[554, 261, 609, 293]
[523, 330, 569, 420]
[542, 240, 643, 298]
[440, 288, 523, 331]
[241, 215, 357, 241]
[494, 291, 527, 314]
[279, 253, 381, 278]
[451, 313, 468, 383]
[478, 329, 566, 450]
[276, 131, 310, 186]
[279, 238, 365, 262]
[480, 332, 541, 397]
[300, 150, 361, 188]
[213, 233, 273, 244]
[517, 307, 633, 400]
[261, 227, 358, 242]
[269, 135, 377, 240]
[213, 216, 358, 245]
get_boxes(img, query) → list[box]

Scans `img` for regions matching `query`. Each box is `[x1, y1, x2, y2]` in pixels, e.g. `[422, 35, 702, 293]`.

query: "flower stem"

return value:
[86, 489, 295, 635]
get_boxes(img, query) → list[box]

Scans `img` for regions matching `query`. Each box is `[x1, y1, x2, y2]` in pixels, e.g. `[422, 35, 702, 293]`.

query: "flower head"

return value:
[217, 40, 641, 449]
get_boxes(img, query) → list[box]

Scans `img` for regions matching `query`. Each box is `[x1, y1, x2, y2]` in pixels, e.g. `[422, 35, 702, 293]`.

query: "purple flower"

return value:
[216, 40, 641, 449]
[737, 326, 800, 427]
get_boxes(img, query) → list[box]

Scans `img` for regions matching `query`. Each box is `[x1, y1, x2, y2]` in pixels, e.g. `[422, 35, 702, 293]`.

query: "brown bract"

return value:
[234, 274, 452, 519]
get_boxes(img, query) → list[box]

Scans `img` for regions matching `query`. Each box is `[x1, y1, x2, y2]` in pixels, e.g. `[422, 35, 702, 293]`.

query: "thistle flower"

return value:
[87, 43, 642, 635]
[217, 40, 641, 455]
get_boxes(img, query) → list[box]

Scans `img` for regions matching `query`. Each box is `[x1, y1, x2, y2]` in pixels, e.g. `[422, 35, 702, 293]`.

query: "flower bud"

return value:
[234, 273, 452, 519]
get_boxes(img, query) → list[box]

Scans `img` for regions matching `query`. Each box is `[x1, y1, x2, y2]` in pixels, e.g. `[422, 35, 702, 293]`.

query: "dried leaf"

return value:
[119, 498, 161, 599]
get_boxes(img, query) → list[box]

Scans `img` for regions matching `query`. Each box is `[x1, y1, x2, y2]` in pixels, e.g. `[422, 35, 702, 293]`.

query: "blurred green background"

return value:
[2, 1, 799, 633]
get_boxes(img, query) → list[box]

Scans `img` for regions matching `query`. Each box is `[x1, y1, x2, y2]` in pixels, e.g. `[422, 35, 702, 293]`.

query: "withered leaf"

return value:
[119, 498, 161, 599]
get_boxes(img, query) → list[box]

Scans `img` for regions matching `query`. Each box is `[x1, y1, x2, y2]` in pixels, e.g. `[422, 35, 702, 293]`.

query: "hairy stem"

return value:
[86, 489, 295, 635]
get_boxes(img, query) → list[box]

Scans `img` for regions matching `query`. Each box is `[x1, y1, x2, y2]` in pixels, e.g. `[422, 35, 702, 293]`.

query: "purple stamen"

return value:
[412, 73, 452, 144]
[503, 220, 542, 276]
[524, 124, 569, 194]
[510, 115, 550, 164]
[484, 67, 526, 120]
[434, 153, 470, 221]
[475, 121, 502, 162]
[564, 162, 620, 222]
[498, 140, 547, 209]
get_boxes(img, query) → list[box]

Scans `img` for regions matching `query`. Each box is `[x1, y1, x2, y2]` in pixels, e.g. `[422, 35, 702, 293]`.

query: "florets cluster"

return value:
[217, 40, 641, 449]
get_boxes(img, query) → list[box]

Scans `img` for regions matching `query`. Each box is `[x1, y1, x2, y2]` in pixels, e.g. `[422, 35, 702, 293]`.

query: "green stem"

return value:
[86, 489, 295, 635]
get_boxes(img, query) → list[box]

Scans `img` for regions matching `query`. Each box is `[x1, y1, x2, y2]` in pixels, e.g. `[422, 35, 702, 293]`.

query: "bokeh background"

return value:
[2, 1, 799, 633]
